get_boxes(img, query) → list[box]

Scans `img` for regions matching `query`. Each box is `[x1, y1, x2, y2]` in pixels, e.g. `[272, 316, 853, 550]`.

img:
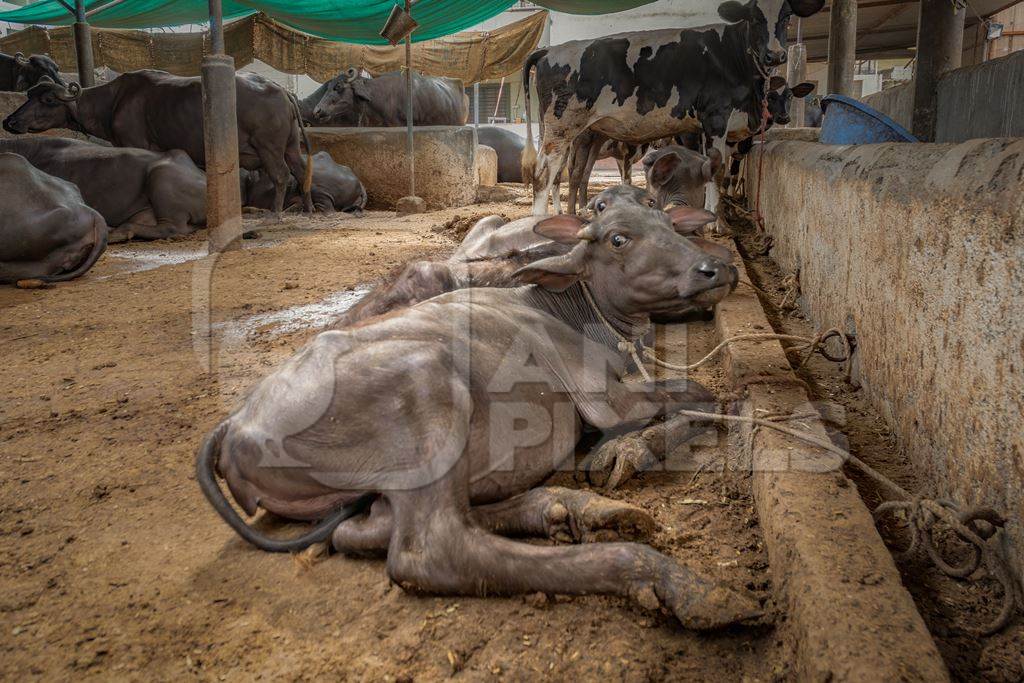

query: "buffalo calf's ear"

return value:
[668, 206, 717, 235]
[791, 82, 816, 98]
[649, 151, 682, 187]
[533, 214, 587, 244]
[717, 1, 751, 23]
[351, 79, 372, 101]
[769, 75, 787, 92]
[513, 248, 586, 292]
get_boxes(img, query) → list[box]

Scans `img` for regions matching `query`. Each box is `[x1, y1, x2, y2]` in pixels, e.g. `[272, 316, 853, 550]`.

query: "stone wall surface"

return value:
[746, 139, 1024, 587]
[308, 125, 477, 210]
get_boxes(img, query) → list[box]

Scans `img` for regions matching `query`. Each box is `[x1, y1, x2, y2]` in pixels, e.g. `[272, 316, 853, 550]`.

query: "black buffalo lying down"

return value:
[0, 153, 107, 284]
[2, 70, 312, 214]
[242, 151, 366, 214]
[307, 68, 468, 126]
[0, 137, 206, 242]
[0, 51, 63, 91]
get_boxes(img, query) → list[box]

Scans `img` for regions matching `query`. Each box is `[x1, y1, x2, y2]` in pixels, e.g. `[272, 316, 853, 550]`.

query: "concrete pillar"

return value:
[787, 42, 807, 127]
[826, 0, 857, 98]
[201, 52, 243, 252]
[911, 0, 966, 141]
[72, 1, 95, 87]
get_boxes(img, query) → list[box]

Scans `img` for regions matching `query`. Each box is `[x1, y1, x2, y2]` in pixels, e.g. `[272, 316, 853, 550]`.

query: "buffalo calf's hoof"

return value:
[649, 560, 763, 630]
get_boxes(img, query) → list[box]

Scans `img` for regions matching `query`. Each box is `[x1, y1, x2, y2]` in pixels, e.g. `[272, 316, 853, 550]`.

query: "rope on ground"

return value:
[674, 408, 1021, 635]
[578, 282, 1018, 634]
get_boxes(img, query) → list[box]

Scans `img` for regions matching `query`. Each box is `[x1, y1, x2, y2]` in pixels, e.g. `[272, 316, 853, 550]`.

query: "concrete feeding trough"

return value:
[307, 125, 478, 210]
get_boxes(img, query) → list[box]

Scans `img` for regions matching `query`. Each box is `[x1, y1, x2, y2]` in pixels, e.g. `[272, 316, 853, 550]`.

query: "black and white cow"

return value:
[520, 0, 825, 215]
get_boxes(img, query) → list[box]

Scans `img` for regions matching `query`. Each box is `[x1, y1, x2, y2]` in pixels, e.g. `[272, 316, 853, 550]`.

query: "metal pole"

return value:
[826, 0, 857, 97]
[202, 0, 243, 252]
[209, 0, 224, 54]
[72, 0, 95, 87]
[911, 0, 966, 141]
[787, 22, 807, 127]
[404, 0, 415, 200]
[473, 82, 480, 128]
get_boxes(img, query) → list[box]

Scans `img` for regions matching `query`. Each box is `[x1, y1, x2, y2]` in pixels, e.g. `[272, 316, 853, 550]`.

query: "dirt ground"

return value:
[1, 183, 792, 680]
[730, 216, 1024, 683]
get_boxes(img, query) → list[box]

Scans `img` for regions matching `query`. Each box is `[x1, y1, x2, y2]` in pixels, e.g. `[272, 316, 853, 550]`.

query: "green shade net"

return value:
[0, 0, 658, 44]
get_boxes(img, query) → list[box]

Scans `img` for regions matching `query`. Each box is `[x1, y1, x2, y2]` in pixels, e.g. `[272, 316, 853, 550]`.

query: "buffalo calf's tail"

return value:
[196, 421, 375, 553]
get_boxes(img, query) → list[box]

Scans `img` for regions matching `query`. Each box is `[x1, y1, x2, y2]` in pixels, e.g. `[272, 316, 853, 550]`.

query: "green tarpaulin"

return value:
[0, 0, 658, 44]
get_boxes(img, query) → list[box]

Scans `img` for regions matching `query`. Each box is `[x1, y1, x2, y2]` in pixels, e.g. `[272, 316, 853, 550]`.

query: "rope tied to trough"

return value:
[579, 281, 1021, 634]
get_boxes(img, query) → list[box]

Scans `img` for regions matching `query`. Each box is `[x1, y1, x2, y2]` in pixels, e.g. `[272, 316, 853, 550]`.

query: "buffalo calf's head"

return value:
[643, 146, 721, 210]
[313, 67, 371, 124]
[515, 204, 736, 319]
[2, 77, 80, 135]
[12, 53, 65, 91]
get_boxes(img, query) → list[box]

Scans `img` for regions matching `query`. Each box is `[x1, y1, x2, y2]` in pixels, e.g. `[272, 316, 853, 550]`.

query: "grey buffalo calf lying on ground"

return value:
[309, 68, 468, 126]
[198, 202, 752, 628]
[2, 71, 312, 214]
[243, 151, 366, 214]
[335, 186, 728, 329]
[0, 137, 206, 242]
[0, 153, 107, 284]
[0, 52, 63, 91]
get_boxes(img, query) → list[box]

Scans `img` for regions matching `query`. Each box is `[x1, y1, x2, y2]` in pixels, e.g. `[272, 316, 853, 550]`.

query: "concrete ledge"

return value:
[711, 245, 949, 681]
[307, 125, 477, 210]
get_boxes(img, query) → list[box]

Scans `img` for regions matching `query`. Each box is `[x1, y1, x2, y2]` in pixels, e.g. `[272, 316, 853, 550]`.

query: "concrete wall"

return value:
[860, 51, 1024, 142]
[862, 81, 914, 131]
[307, 125, 477, 210]
[746, 139, 1024, 585]
[936, 50, 1024, 142]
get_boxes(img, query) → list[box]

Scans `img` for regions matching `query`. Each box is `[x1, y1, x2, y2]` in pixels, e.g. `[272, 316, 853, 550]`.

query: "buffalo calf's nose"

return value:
[697, 260, 720, 279]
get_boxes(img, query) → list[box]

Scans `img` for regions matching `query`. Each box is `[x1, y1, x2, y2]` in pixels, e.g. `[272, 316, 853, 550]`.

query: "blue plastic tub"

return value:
[819, 94, 918, 144]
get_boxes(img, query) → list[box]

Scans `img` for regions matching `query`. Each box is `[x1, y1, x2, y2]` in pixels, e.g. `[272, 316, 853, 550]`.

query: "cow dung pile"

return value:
[431, 212, 509, 241]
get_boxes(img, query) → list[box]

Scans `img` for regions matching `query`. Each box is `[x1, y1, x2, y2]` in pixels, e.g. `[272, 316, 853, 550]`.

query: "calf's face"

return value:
[765, 77, 816, 125]
[313, 70, 370, 123]
[516, 205, 737, 319]
[642, 147, 721, 210]
[2, 78, 77, 134]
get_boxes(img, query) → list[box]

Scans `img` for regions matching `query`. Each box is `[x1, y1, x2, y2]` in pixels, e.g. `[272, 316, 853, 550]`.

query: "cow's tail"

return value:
[288, 92, 315, 211]
[520, 49, 546, 189]
[44, 215, 108, 282]
[196, 420, 375, 553]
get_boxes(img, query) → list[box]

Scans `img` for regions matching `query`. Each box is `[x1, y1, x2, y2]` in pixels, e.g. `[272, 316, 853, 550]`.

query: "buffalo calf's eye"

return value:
[595, 200, 607, 212]
[609, 233, 629, 248]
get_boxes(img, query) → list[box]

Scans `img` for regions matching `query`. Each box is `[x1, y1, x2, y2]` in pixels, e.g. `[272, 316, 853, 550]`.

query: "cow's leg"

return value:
[578, 139, 602, 213]
[617, 146, 633, 185]
[469, 486, 657, 543]
[566, 137, 585, 216]
[532, 138, 571, 215]
[385, 482, 759, 629]
[705, 132, 730, 234]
